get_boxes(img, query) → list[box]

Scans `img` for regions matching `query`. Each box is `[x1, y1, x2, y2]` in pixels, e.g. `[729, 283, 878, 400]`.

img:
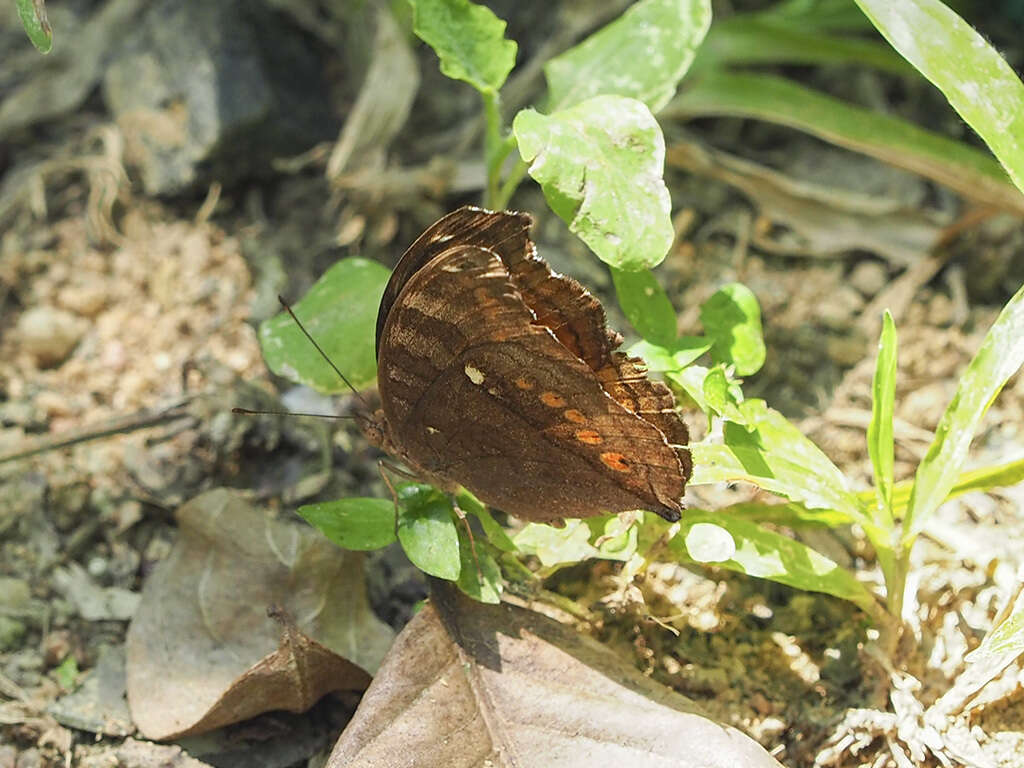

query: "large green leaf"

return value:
[699, 282, 766, 376]
[669, 511, 878, 612]
[259, 258, 390, 393]
[854, 0, 1024, 194]
[867, 311, 897, 525]
[904, 283, 1024, 543]
[610, 267, 677, 346]
[545, 0, 711, 112]
[667, 71, 1024, 215]
[298, 498, 396, 551]
[409, 0, 517, 94]
[514, 96, 674, 270]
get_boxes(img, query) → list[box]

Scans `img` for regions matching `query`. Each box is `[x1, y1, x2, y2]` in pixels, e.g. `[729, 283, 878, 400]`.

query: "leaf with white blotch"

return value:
[326, 582, 783, 768]
[125, 490, 394, 740]
[514, 95, 674, 270]
[545, 0, 711, 112]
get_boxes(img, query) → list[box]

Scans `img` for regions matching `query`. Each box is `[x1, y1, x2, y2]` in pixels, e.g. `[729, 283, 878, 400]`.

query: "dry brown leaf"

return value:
[125, 489, 394, 740]
[667, 140, 944, 266]
[328, 583, 783, 768]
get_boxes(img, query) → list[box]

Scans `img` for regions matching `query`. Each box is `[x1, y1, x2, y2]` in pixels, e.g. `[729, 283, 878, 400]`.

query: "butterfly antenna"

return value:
[231, 407, 356, 420]
[277, 295, 373, 411]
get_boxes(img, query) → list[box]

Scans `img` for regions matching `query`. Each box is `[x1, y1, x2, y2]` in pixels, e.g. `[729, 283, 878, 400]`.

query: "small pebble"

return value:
[57, 272, 108, 316]
[847, 260, 888, 296]
[42, 629, 72, 667]
[16, 306, 87, 367]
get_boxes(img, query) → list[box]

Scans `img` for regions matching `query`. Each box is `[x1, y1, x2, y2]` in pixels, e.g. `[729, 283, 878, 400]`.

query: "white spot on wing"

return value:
[464, 364, 485, 385]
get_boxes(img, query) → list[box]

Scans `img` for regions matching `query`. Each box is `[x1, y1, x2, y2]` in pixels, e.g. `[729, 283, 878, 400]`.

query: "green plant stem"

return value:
[482, 90, 512, 209]
[493, 156, 529, 210]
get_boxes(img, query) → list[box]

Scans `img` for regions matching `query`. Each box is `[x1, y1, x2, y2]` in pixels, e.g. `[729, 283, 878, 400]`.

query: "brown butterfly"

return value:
[359, 206, 691, 526]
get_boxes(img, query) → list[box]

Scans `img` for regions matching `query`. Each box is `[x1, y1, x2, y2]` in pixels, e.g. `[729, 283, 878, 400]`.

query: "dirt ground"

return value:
[2, 3, 1024, 768]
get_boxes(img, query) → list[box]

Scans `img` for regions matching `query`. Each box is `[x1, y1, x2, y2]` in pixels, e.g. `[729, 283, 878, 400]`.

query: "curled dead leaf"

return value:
[126, 489, 393, 740]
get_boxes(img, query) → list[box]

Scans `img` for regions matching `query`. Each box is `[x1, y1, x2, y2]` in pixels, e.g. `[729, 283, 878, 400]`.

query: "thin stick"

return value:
[0, 399, 194, 465]
[277, 295, 372, 410]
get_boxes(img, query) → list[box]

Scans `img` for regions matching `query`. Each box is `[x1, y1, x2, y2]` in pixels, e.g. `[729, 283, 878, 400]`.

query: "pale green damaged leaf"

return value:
[514, 96, 674, 270]
[690, 400, 865, 523]
[905, 282, 1024, 542]
[259, 258, 389, 392]
[545, 0, 711, 112]
[854, 0, 1024, 195]
[670, 512, 877, 612]
[410, 0, 517, 94]
[514, 515, 639, 567]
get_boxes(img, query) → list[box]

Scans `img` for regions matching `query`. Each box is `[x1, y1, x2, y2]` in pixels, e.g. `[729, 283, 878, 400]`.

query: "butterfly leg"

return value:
[377, 460, 408, 537]
[449, 495, 483, 588]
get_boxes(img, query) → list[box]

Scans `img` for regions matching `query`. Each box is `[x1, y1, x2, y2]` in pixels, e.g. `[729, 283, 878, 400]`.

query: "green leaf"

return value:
[629, 337, 710, 372]
[668, 71, 1024, 215]
[859, 456, 1024, 516]
[298, 498, 397, 551]
[456, 490, 516, 552]
[854, 0, 1024, 195]
[666, 365, 710, 412]
[694, 14, 911, 74]
[867, 311, 897, 525]
[693, 401, 865, 523]
[397, 488, 461, 580]
[52, 655, 79, 689]
[585, 514, 641, 562]
[610, 267, 677, 346]
[669, 511, 877, 612]
[544, 0, 711, 112]
[259, 258, 390, 393]
[700, 283, 766, 376]
[718, 501, 855, 529]
[456, 533, 502, 603]
[513, 95, 674, 271]
[967, 587, 1024, 661]
[904, 282, 1024, 543]
[409, 0, 517, 94]
[16, 0, 53, 54]
[702, 365, 745, 423]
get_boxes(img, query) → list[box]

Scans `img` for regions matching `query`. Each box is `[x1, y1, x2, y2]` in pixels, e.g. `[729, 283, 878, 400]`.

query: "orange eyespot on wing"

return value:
[599, 452, 631, 472]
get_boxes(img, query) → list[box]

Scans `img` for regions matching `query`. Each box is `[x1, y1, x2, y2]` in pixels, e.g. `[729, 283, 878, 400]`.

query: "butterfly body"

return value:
[365, 207, 691, 525]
